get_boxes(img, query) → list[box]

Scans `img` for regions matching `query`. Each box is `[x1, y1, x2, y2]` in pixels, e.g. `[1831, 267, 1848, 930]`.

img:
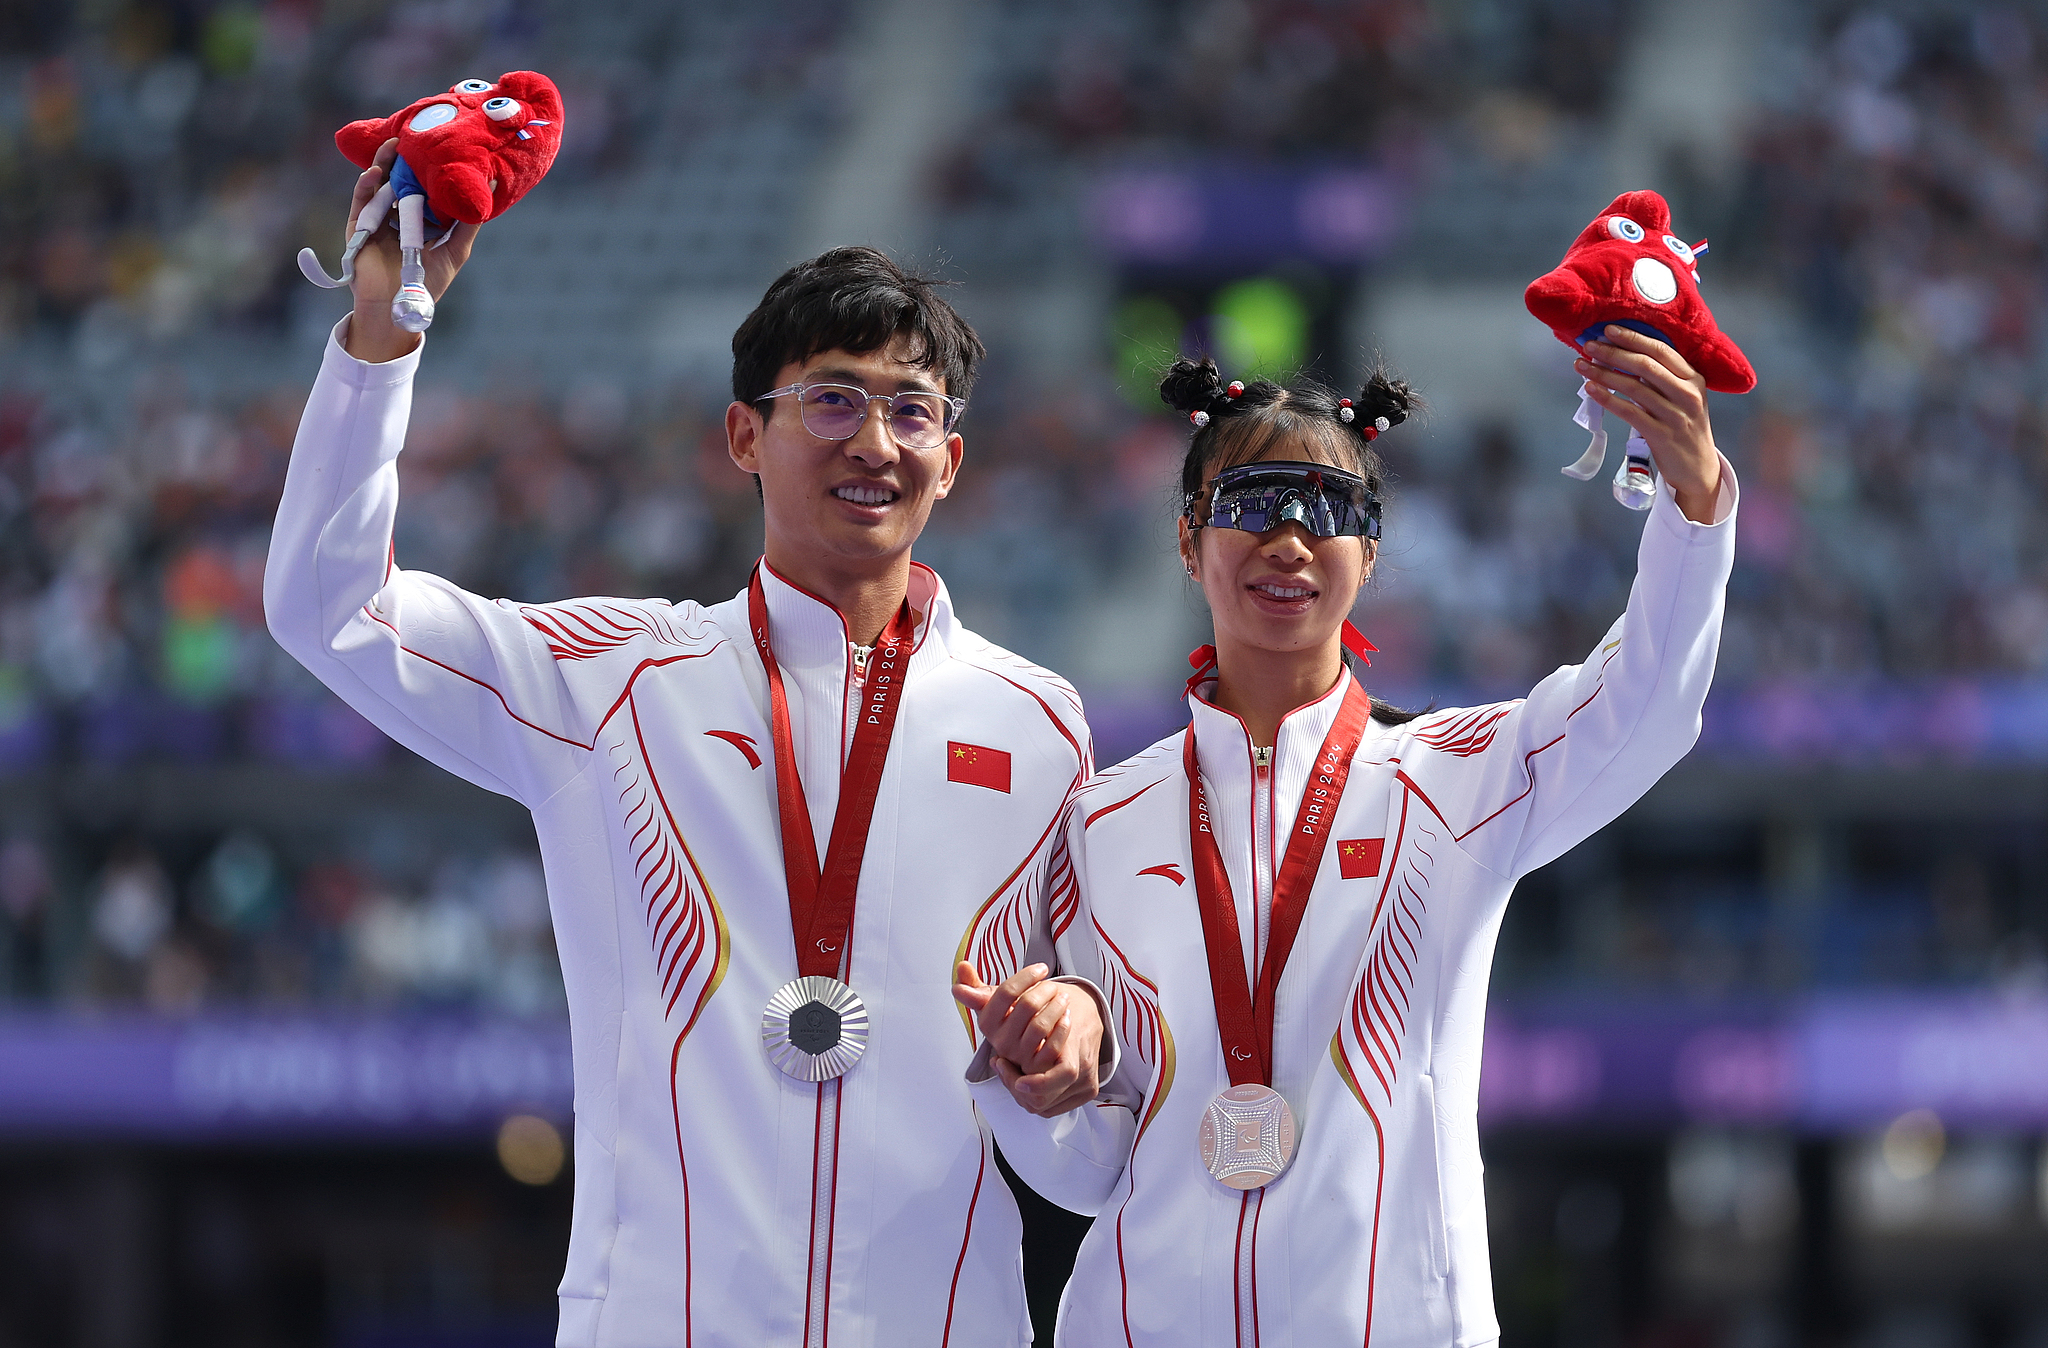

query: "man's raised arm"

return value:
[265, 138, 591, 805]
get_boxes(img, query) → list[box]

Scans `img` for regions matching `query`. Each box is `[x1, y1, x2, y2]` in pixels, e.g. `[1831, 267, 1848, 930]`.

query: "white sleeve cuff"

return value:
[324, 315, 424, 388]
[1652, 451, 1739, 536]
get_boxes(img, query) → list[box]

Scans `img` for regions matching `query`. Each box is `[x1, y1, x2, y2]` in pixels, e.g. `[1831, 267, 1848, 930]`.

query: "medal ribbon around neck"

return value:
[1184, 675, 1373, 1087]
[747, 567, 917, 980]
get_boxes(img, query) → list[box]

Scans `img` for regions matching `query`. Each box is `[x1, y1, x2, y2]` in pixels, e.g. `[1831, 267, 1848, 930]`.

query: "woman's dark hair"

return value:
[1161, 356, 1429, 726]
[1161, 356, 1417, 506]
[732, 246, 986, 409]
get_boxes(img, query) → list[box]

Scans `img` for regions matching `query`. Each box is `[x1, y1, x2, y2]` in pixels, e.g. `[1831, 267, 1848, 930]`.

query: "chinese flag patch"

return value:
[1337, 838, 1383, 880]
[947, 741, 1011, 793]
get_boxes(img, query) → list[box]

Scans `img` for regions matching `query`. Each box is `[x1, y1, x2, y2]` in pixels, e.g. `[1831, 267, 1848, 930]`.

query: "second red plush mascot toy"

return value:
[1525, 189, 1754, 508]
[298, 72, 565, 333]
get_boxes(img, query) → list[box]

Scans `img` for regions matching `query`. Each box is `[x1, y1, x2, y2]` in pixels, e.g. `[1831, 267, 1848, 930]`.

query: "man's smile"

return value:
[832, 482, 901, 508]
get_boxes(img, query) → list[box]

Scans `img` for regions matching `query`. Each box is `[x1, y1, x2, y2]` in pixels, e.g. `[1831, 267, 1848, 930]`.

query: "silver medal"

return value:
[1197, 1083, 1297, 1189]
[762, 976, 869, 1081]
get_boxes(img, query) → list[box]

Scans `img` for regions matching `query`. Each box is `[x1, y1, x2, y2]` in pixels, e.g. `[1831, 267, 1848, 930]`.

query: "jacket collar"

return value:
[757, 559, 955, 682]
[1184, 666, 1352, 803]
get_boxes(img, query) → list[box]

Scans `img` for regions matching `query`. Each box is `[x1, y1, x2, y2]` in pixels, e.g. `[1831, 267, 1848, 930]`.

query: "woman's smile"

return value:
[1245, 575, 1321, 616]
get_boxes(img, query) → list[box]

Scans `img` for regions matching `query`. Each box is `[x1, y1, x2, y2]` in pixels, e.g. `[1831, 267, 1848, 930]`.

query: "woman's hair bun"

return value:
[1159, 357, 1227, 415]
[1357, 366, 1421, 429]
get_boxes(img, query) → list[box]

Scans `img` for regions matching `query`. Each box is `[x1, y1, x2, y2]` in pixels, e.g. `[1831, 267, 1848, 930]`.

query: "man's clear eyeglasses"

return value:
[757, 382, 965, 451]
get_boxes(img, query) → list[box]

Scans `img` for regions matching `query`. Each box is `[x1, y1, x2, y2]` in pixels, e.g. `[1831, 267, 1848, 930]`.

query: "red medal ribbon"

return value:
[748, 567, 918, 981]
[1184, 676, 1373, 1087]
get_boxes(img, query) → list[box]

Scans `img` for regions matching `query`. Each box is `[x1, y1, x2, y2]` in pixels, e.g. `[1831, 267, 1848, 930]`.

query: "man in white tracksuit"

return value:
[964, 339, 1737, 1345]
[268, 139, 1109, 1346]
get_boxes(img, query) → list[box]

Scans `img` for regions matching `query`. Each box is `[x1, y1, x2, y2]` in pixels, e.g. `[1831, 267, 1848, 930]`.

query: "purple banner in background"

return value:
[1480, 993, 2048, 1131]
[1479, 1001, 1792, 1128]
[1089, 164, 1403, 266]
[1690, 679, 2048, 762]
[0, 994, 2043, 1139]
[1799, 994, 2048, 1128]
[1086, 680, 2048, 770]
[0, 1013, 571, 1138]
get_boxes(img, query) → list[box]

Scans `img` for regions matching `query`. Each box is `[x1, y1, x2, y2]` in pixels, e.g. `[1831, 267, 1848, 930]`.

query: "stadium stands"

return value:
[0, 0, 2042, 1078]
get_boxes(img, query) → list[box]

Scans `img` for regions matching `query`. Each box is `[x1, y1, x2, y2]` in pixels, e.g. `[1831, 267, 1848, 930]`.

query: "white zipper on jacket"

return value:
[1250, 744, 1274, 978]
[1243, 741, 1275, 1347]
[803, 640, 869, 1348]
[805, 1081, 840, 1348]
[1236, 1188, 1263, 1347]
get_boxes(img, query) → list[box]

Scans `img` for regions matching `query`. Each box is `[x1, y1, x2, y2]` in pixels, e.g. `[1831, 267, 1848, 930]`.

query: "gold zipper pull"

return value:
[851, 643, 871, 676]
[1253, 746, 1273, 769]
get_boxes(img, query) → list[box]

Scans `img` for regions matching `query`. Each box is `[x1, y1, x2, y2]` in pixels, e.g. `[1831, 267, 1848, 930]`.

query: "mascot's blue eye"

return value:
[1607, 216, 1645, 243]
[1662, 235, 1694, 263]
[456, 79, 494, 93]
[483, 97, 521, 121]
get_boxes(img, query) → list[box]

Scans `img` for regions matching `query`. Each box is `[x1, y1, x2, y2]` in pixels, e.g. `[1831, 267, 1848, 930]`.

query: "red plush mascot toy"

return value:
[298, 72, 565, 333]
[1525, 189, 1755, 509]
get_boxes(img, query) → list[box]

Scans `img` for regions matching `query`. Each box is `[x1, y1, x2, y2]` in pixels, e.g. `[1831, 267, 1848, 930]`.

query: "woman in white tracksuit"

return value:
[956, 326, 1738, 1347]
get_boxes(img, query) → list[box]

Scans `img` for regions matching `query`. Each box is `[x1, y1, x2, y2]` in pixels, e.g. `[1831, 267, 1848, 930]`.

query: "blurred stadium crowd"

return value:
[0, 827, 564, 1013]
[1, 0, 2045, 1014]
[1728, 6, 2048, 686]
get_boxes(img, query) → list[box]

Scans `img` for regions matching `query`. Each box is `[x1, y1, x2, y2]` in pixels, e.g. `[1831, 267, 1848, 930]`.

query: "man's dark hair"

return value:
[732, 247, 986, 412]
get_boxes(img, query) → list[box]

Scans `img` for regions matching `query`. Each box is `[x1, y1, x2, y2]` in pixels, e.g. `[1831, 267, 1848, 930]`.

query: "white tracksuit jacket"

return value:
[266, 324, 1102, 1347]
[971, 464, 1737, 1347]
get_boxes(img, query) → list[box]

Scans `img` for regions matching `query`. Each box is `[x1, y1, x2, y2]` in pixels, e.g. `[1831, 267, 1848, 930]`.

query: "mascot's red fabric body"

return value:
[1525, 189, 1756, 395]
[335, 71, 564, 225]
